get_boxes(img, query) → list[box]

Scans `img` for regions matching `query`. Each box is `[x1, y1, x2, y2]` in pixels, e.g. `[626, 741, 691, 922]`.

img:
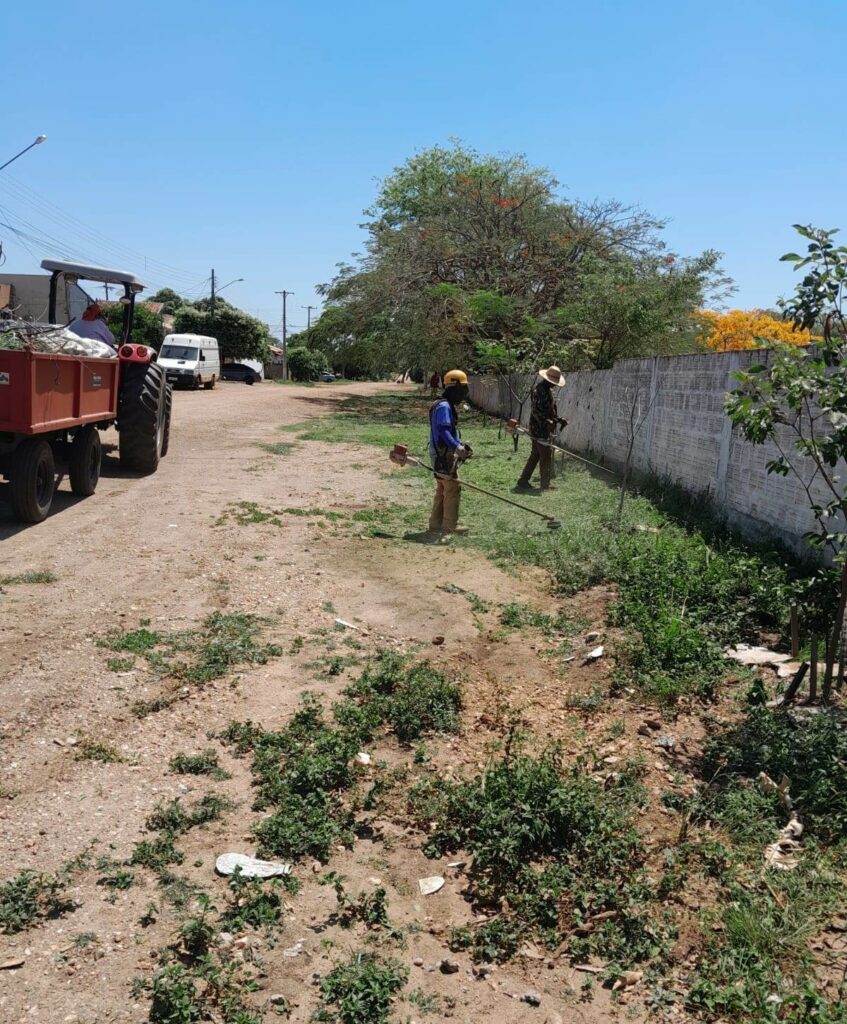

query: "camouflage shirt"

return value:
[528, 381, 556, 439]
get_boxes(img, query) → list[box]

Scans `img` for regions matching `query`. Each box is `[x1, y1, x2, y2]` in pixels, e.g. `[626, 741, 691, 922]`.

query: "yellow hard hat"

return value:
[443, 369, 468, 386]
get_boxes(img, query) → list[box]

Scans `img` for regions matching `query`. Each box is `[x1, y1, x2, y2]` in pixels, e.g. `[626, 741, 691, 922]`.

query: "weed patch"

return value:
[342, 650, 462, 743]
[130, 835, 185, 872]
[438, 583, 490, 614]
[0, 870, 72, 933]
[499, 600, 576, 635]
[256, 441, 295, 456]
[704, 692, 847, 840]
[412, 748, 660, 964]
[315, 951, 408, 1024]
[220, 872, 288, 934]
[169, 749, 231, 780]
[0, 570, 57, 586]
[134, 952, 260, 1024]
[222, 654, 461, 864]
[74, 738, 125, 763]
[145, 794, 233, 836]
[100, 627, 162, 656]
[106, 655, 135, 672]
[322, 872, 391, 930]
[686, 863, 846, 1022]
[96, 857, 135, 899]
[105, 613, 282, 715]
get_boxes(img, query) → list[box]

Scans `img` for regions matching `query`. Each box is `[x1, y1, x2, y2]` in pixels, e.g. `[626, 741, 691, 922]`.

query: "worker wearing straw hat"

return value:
[515, 365, 566, 491]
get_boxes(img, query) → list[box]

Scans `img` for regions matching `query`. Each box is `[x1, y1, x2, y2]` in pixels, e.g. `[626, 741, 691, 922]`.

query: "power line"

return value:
[0, 171, 205, 287]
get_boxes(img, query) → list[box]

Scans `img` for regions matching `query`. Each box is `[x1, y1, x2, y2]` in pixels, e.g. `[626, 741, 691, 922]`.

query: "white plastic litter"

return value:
[215, 852, 291, 878]
[585, 645, 604, 661]
[725, 645, 791, 667]
[355, 751, 372, 765]
[418, 875, 445, 896]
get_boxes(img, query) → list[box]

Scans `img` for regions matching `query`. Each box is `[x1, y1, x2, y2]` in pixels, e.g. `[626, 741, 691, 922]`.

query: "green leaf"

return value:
[780, 253, 803, 262]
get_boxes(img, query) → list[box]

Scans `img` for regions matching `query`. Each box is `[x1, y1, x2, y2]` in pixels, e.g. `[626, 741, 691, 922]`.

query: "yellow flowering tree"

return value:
[698, 309, 812, 351]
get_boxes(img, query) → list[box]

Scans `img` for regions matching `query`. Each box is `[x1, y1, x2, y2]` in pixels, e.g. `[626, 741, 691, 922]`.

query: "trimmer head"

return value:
[546, 519, 561, 530]
[389, 444, 409, 466]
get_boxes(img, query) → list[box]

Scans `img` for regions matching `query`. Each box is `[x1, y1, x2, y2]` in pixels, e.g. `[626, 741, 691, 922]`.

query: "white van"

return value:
[158, 333, 221, 390]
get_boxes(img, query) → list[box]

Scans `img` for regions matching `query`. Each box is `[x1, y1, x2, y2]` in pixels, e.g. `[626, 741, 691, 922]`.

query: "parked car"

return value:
[221, 363, 260, 385]
[319, 371, 336, 382]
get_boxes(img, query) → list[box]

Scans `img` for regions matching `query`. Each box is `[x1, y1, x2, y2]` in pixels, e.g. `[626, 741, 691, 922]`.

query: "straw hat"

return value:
[538, 365, 565, 387]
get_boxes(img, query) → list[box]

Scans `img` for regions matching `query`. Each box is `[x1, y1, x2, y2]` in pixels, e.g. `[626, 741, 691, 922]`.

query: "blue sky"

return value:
[3, 0, 845, 336]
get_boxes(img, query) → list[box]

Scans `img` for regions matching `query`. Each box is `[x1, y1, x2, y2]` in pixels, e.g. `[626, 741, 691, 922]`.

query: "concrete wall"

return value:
[470, 350, 841, 558]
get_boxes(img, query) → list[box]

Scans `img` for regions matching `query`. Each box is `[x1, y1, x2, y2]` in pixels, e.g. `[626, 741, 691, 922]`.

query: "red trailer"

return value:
[0, 261, 172, 523]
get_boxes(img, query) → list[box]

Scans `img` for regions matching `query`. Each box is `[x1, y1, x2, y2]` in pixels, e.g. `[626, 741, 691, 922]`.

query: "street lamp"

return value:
[209, 273, 243, 331]
[216, 277, 244, 295]
[0, 135, 47, 173]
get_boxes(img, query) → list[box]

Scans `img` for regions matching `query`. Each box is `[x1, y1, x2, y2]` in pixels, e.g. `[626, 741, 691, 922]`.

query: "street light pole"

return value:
[275, 290, 293, 380]
[0, 135, 47, 173]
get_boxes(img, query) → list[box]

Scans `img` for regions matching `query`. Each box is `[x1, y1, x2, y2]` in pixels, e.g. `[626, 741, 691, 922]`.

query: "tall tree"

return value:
[320, 141, 726, 375]
[173, 303, 271, 363]
[146, 287, 186, 316]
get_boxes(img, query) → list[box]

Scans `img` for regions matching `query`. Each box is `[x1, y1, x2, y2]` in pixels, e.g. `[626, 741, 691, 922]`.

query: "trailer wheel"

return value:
[69, 425, 102, 496]
[161, 384, 173, 458]
[10, 439, 56, 523]
[119, 361, 167, 473]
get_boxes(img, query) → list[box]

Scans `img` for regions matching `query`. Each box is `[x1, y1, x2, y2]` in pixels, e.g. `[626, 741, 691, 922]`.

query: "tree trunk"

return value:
[824, 561, 847, 702]
[808, 636, 818, 703]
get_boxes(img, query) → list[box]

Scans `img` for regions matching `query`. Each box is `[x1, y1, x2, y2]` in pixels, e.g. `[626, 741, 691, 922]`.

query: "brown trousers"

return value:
[517, 440, 553, 489]
[429, 476, 461, 532]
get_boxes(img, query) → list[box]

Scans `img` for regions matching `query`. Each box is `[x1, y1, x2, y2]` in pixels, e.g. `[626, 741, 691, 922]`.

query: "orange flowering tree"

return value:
[698, 309, 812, 351]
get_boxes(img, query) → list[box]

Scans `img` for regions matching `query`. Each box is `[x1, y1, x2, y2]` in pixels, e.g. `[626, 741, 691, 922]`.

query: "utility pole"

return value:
[303, 305, 316, 329]
[210, 269, 216, 326]
[275, 289, 293, 380]
[101, 283, 111, 302]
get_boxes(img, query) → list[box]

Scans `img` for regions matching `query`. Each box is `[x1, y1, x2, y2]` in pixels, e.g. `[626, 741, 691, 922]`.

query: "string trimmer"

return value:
[389, 444, 561, 530]
[503, 418, 615, 475]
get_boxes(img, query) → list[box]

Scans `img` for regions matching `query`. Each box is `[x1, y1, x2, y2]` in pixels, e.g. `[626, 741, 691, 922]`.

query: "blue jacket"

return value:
[429, 399, 461, 472]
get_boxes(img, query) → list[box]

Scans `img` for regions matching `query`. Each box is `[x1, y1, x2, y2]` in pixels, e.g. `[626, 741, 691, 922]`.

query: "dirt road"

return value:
[0, 381, 626, 1023]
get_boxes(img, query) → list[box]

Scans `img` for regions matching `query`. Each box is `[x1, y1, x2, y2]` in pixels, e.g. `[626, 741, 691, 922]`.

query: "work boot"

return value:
[513, 482, 534, 493]
[444, 525, 469, 535]
[541, 483, 557, 491]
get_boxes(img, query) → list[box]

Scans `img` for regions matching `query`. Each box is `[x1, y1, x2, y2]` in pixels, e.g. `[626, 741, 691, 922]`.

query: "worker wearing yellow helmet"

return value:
[428, 369, 472, 535]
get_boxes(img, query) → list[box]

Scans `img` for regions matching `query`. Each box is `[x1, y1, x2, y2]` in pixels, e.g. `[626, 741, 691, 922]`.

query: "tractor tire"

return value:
[119, 361, 167, 473]
[69, 425, 102, 497]
[161, 384, 173, 458]
[10, 438, 56, 523]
